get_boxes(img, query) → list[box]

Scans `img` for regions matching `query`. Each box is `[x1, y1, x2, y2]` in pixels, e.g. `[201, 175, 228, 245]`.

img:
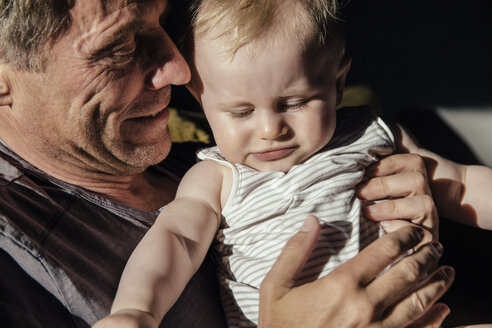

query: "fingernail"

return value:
[432, 241, 443, 256]
[380, 220, 391, 227]
[443, 305, 451, 318]
[300, 216, 316, 232]
[442, 267, 455, 281]
[364, 204, 379, 216]
[436, 267, 454, 282]
[415, 227, 425, 239]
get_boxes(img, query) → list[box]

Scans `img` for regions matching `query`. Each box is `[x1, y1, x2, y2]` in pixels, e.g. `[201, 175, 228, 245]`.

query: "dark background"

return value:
[167, 1, 492, 326]
[343, 0, 492, 115]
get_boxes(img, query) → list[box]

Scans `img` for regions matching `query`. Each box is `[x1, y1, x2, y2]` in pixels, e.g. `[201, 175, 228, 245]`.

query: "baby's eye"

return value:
[281, 100, 308, 111]
[230, 110, 253, 118]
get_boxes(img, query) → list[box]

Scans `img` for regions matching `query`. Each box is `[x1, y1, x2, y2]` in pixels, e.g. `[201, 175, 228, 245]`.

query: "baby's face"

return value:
[193, 33, 349, 172]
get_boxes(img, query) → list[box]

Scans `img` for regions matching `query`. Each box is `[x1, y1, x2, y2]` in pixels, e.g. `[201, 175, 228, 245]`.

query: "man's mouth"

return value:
[130, 107, 169, 122]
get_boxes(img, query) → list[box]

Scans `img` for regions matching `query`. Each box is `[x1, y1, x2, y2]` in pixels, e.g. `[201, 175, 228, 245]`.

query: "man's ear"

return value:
[0, 66, 13, 107]
[335, 56, 352, 106]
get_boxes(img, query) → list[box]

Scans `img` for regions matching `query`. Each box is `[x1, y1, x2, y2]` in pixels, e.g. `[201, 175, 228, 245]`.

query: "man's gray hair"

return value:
[0, 0, 73, 71]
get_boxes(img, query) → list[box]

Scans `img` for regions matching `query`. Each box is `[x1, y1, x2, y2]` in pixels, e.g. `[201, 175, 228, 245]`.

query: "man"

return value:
[0, 1, 453, 327]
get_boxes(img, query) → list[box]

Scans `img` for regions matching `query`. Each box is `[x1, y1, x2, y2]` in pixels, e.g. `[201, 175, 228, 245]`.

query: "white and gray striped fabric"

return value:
[197, 107, 395, 327]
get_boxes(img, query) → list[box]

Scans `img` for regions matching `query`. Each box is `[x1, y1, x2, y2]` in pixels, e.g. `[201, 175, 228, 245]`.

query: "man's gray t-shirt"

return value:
[0, 142, 225, 327]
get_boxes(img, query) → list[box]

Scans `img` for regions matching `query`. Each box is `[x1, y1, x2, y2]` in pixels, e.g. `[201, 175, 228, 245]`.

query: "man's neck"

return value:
[0, 134, 178, 211]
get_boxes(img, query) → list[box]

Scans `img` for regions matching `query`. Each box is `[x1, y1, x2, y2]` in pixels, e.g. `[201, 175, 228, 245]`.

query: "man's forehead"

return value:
[73, 0, 166, 16]
[101, 0, 160, 8]
[69, 0, 166, 31]
[67, 0, 166, 57]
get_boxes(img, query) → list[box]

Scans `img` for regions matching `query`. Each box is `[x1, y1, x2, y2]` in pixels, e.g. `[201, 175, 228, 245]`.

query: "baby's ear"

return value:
[335, 56, 352, 106]
[0, 65, 13, 107]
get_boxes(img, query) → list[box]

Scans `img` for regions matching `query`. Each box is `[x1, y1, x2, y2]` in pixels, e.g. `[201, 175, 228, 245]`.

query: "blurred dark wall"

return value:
[343, 0, 492, 116]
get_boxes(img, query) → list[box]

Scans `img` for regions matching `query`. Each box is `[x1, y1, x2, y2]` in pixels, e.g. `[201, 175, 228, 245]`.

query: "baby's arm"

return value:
[396, 124, 492, 230]
[93, 160, 225, 328]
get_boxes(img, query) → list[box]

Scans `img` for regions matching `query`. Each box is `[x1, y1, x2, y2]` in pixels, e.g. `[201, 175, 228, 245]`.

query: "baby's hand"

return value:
[92, 309, 158, 328]
[357, 153, 438, 243]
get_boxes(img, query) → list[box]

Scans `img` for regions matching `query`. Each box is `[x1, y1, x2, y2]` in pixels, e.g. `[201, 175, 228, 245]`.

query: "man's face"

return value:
[7, 0, 190, 175]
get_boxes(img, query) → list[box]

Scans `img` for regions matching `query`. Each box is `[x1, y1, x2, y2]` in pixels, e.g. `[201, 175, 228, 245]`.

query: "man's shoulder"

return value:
[0, 248, 89, 328]
[0, 145, 24, 183]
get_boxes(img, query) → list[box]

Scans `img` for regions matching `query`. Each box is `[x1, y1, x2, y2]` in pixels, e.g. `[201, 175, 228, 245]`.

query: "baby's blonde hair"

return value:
[186, 0, 345, 58]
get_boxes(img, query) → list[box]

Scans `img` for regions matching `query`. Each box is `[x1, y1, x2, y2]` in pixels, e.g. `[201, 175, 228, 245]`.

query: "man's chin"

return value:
[112, 141, 171, 173]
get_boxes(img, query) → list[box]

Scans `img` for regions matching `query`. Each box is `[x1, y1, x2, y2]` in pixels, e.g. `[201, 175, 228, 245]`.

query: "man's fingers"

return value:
[363, 195, 438, 239]
[331, 225, 425, 286]
[382, 266, 454, 328]
[365, 153, 427, 179]
[358, 170, 429, 201]
[359, 153, 430, 203]
[358, 153, 438, 238]
[406, 303, 450, 328]
[379, 220, 434, 246]
[260, 216, 320, 300]
[363, 195, 435, 222]
[367, 240, 443, 308]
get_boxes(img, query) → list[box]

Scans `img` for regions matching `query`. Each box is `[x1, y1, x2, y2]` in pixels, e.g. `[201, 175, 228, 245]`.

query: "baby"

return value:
[94, 0, 492, 327]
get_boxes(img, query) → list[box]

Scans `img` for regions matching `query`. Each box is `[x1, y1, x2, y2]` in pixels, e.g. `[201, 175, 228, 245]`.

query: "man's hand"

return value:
[357, 153, 438, 241]
[92, 309, 158, 328]
[258, 216, 454, 328]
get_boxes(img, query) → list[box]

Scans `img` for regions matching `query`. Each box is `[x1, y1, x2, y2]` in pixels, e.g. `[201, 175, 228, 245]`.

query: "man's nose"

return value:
[256, 111, 289, 140]
[145, 31, 191, 90]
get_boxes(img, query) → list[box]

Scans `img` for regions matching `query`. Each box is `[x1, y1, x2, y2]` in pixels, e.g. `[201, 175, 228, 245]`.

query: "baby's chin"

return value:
[243, 159, 299, 173]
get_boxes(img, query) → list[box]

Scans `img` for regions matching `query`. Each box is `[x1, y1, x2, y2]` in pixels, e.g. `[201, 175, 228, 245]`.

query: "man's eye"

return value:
[111, 52, 136, 65]
[91, 42, 137, 68]
[118, 41, 135, 52]
[112, 42, 137, 61]
[230, 110, 253, 118]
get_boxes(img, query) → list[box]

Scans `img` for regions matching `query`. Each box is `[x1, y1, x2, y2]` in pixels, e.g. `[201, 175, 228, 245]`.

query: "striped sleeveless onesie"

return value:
[197, 107, 395, 327]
